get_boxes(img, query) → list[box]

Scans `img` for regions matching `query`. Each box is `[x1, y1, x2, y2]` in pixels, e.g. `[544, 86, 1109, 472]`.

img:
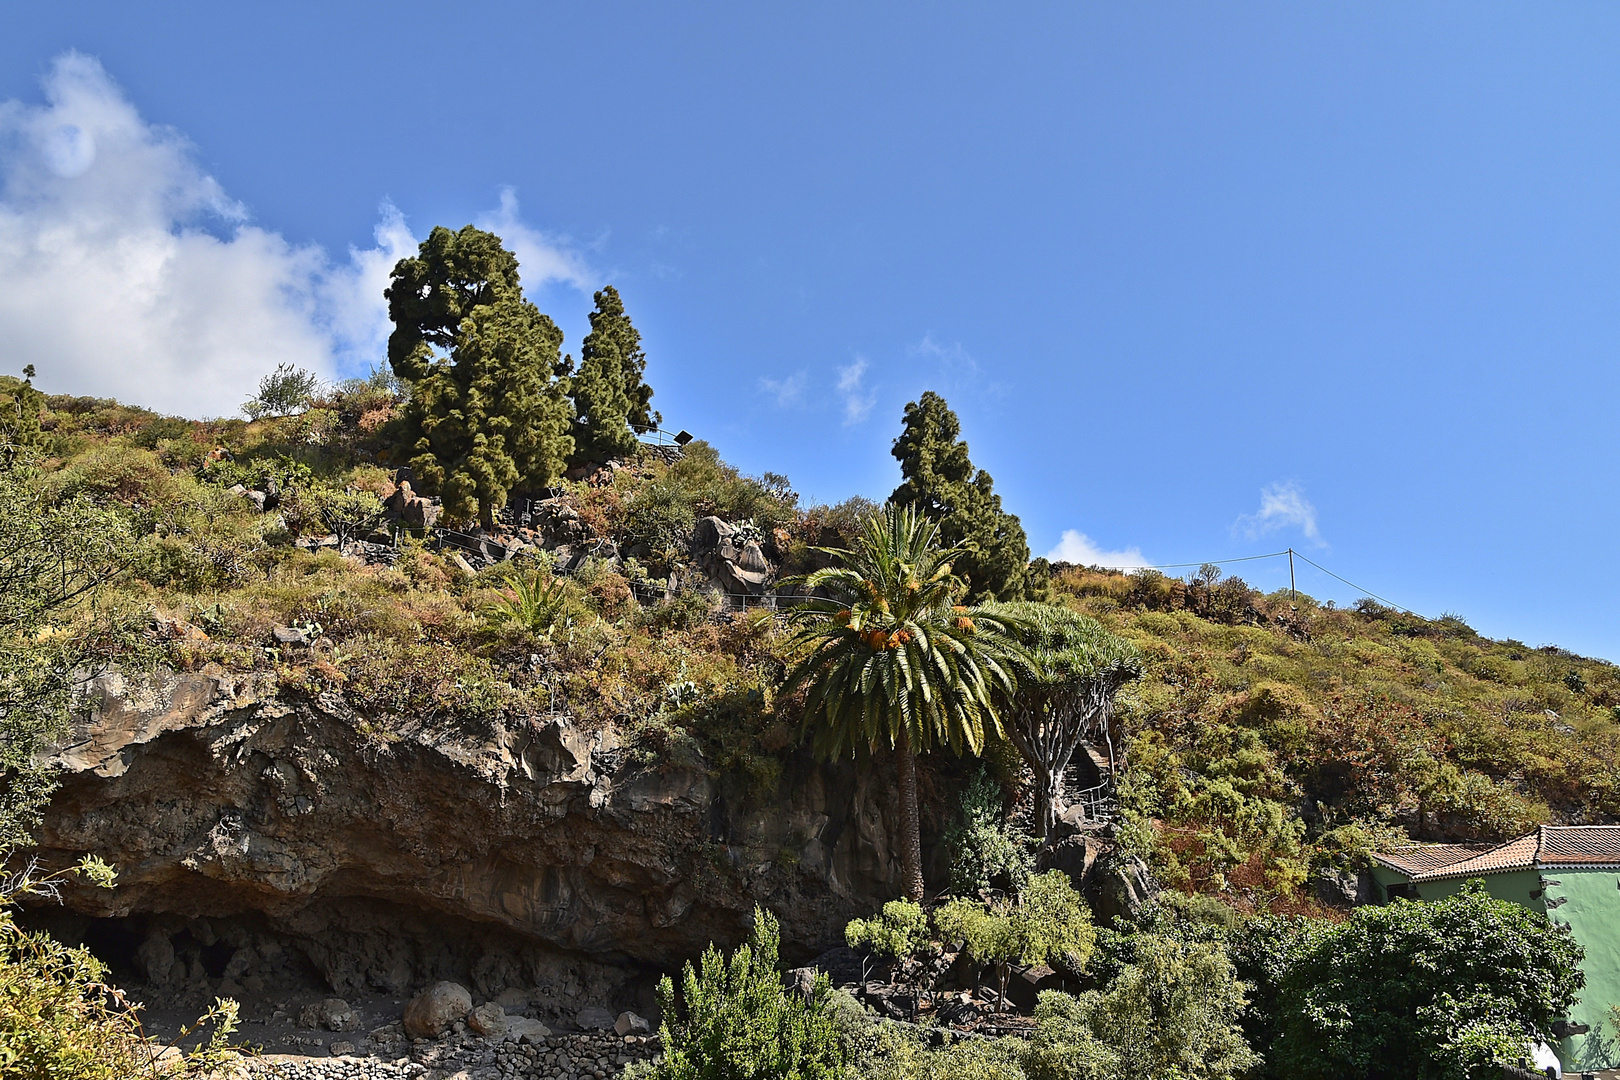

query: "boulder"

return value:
[271, 626, 310, 647]
[403, 981, 472, 1039]
[738, 541, 769, 574]
[1037, 834, 1103, 893]
[298, 998, 358, 1032]
[222, 947, 255, 980]
[136, 929, 177, 986]
[467, 1001, 507, 1037]
[1314, 867, 1377, 907]
[505, 1017, 552, 1043]
[575, 1006, 617, 1031]
[614, 1010, 651, 1036]
[1093, 854, 1158, 924]
[1004, 965, 1066, 1012]
[692, 516, 734, 553]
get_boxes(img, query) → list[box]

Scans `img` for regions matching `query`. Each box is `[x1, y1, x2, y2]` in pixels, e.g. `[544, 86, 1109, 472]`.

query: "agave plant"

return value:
[783, 503, 1021, 900]
[490, 570, 571, 637]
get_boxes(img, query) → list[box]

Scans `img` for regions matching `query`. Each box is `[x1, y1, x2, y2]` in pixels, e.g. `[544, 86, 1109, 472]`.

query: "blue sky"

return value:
[3, 4, 1619, 658]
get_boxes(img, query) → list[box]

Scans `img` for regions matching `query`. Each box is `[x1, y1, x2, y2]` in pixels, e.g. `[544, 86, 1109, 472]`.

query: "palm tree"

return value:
[987, 601, 1141, 838]
[783, 504, 1020, 900]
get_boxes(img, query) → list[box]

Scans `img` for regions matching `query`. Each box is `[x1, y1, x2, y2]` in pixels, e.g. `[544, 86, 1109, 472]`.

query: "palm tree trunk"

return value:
[896, 727, 926, 901]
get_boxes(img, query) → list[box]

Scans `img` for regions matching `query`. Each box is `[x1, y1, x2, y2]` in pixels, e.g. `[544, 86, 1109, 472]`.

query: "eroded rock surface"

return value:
[33, 667, 907, 998]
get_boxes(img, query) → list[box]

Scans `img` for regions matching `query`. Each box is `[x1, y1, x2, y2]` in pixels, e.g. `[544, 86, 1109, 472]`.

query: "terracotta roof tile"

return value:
[1374, 826, 1620, 883]
[1374, 843, 1499, 877]
[1536, 825, 1620, 865]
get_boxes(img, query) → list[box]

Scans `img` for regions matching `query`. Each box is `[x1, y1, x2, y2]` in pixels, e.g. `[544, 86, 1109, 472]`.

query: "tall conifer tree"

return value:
[568, 286, 660, 465]
[891, 391, 1030, 602]
[385, 225, 574, 528]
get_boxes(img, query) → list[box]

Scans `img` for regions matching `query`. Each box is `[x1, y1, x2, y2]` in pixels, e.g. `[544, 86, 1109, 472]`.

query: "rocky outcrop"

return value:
[692, 516, 773, 596]
[31, 668, 909, 1000]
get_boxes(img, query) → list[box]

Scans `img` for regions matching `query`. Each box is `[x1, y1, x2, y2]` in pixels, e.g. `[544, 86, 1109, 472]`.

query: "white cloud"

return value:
[475, 188, 594, 294]
[836, 356, 875, 424]
[1235, 481, 1323, 545]
[0, 53, 589, 417]
[1045, 530, 1150, 569]
[909, 333, 976, 374]
[758, 371, 806, 407]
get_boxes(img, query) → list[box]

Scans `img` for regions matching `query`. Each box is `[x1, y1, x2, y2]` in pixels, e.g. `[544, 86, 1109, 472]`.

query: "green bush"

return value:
[935, 871, 1095, 1013]
[1225, 914, 1332, 1078]
[621, 481, 696, 573]
[1026, 934, 1258, 1080]
[943, 768, 1031, 896]
[487, 570, 575, 638]
[1274, 880, 1584, 1080]
[641, 907, 845, 1080]
[864, 1027, 1030, 1080]
[0, 859, 239, 1079]
[665, 442, 797, 533]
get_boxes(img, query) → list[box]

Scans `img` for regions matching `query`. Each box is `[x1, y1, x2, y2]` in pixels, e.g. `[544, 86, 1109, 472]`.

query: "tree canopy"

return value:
[385, 225, 573, 528]
[891, 391, 1030, 603]
[569, 285, 660, 466]
[988, 601, 1142, 836]
[1025, 934, 1259, 1080]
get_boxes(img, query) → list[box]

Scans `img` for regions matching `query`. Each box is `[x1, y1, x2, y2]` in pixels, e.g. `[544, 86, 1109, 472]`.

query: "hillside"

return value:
[18, 380, 1620, 920]
[1050, 566, 1620, 906]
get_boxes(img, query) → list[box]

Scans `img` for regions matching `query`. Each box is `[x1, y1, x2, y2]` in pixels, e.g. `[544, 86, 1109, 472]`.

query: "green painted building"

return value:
[1372, 825, 1620, 1071]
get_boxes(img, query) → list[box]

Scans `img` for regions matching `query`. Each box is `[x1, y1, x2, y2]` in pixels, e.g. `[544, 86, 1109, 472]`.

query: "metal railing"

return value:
[1066, 781, 1118, 826]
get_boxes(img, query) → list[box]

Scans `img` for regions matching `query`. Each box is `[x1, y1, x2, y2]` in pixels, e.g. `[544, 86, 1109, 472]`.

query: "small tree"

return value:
[890, 391, 1030, 602]
[0, 457, 135, 853]
[569, 285, 660, 466]
[1025, 934, 1258, 1080]
[242, 363, 321, 419]
[935, 871, 1096, 1013]
[307, 485, 388, 548]
[0, 366, 43, 461]
[845, 900, 930, 981]
[845, 900, 933, 1017]
[988, 602, 1141, 837]
[1274, 880, 1585, 1080]
[649, 907, 845, 1080]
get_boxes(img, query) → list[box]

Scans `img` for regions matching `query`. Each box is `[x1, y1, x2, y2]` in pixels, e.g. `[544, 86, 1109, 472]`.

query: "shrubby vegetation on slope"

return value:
[1048, 563, 1620, 905]
[13, 374, 1620, 915]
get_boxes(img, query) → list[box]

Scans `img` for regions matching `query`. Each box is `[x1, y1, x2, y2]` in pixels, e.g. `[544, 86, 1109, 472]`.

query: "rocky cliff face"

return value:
[30, 667, 907, 1005]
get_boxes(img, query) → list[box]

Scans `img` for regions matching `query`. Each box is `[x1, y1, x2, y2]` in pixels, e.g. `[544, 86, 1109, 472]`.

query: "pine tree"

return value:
[568, 285, 660, 466]
[890, 391, 1030, 602]
[385, 225, 574, 529]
